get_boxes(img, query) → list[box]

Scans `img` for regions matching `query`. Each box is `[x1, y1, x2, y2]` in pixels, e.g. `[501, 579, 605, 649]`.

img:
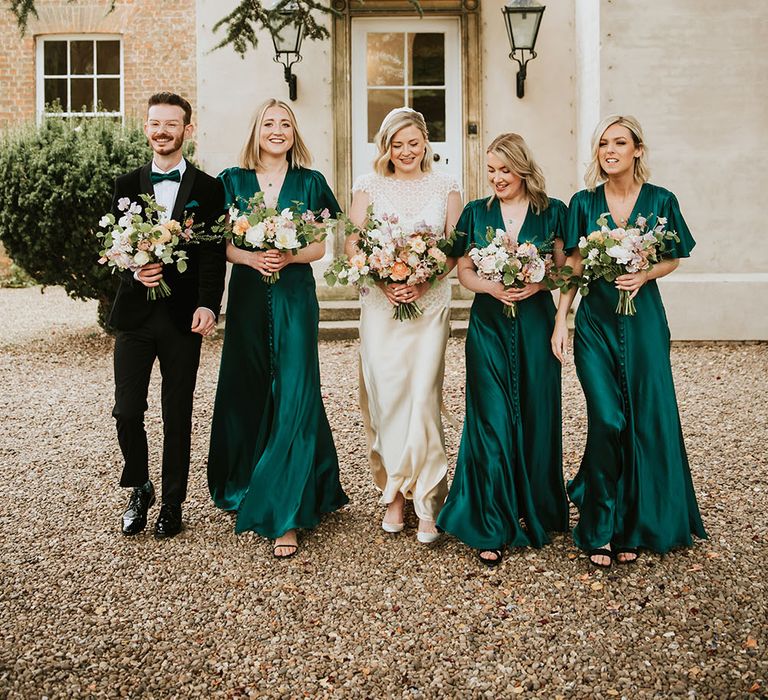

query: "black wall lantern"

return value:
[502, 0, 545, 98]
[271, 2, 305, 101]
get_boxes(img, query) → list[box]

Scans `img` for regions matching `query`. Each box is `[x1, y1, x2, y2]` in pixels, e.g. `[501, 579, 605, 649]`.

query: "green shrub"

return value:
[0, 117, 152, 328]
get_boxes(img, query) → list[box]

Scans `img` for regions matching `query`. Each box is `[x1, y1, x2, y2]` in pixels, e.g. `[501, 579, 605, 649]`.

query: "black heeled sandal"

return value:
[477, 549, 504, 567]
[614, 547, 638, 564]
[588, 548, 613, 568]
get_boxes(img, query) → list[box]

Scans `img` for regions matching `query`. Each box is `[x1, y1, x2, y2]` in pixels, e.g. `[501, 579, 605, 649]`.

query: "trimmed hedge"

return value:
[0, 117, 152, 328]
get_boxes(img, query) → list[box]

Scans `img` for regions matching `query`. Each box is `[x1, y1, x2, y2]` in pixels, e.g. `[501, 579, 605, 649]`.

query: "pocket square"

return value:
[185, 200, 199, 208]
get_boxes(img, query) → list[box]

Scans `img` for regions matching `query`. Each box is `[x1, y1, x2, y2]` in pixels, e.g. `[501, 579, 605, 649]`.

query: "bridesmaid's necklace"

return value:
[605, 183, 641, 226]
[258, 162, 288, 191]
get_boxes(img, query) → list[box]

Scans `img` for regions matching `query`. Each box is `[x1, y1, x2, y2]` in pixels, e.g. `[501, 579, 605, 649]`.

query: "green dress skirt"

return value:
[436, 197, 569, 550]
[564, 183, 706, 553]
[207, 166, 348, 538]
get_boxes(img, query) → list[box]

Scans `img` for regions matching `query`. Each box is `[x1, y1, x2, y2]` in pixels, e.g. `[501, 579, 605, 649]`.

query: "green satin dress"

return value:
[437, 197, 569, 550]
[207, 166, 348, 538]
[565, 183, 706, 553]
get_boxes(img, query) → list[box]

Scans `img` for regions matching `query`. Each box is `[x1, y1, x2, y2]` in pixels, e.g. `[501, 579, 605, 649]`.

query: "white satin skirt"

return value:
[358, 281, 451, 521]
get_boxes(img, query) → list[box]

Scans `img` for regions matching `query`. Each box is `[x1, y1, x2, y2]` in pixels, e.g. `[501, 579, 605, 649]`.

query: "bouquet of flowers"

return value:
[214, 191, 333, 284]
[97, 194, 196, 300]
[469, 227, 554, 318]
[576, 212, 680, 315]
[324, 208, 459, 321]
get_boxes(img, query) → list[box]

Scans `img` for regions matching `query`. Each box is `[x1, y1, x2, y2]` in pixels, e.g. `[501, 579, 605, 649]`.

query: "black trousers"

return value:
[112, 302, 202, 505]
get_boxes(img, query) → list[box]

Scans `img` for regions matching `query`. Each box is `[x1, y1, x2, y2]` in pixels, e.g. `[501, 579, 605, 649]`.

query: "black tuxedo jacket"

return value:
[108, 160, 226, 332]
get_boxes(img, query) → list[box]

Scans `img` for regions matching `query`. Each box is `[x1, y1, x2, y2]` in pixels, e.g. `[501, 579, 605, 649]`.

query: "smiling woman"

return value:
[206, 98, 348, 560]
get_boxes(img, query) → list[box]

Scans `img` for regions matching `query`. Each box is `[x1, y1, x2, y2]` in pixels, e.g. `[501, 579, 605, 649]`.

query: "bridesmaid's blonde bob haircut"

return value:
[486, 133, 549, 214]
[585, 114, 650, 191]
[373, 108, 434, 176]
[240, 98, 312, 170]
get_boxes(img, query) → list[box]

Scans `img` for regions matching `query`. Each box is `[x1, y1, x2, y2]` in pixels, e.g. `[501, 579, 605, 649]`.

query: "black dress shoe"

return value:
[154, 503, 182, 539]
[121, 482, 156, 535]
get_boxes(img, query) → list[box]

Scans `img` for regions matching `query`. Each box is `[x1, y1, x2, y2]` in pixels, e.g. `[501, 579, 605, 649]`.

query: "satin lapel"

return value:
[172, 160, 197, 222]
[139, 163, 154, 199]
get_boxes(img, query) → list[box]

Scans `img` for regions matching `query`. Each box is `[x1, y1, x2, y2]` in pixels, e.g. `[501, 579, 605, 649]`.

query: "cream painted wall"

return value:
[480, 0, 578, 204]
[599, 0, 768, 275]
[195, 0, 336, 186]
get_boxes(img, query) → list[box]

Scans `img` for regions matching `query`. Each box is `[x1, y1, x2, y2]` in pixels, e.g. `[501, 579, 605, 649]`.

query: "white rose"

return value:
[133, 250, 150, 266]
[606, 245, 633, 264]
[245, 222, 266, 247]
[275, 226, 299, 249]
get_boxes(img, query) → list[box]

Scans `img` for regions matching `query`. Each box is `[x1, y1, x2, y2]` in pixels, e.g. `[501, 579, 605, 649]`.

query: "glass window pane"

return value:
[44, 78, 68, 112]
[70, 40, 94, 74]
[71, 78, 94, 112]
[97, 41, 120, 74]
[367, 33, 404, 87]
[410, 89, 445, 142]
[43, 41, 67, 75]
[97, 78, 120, 112]
[367, 89, 406, 141]
[408, 33, 444, 86]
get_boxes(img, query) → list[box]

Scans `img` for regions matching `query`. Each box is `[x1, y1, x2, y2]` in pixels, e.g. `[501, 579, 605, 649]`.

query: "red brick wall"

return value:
[0, 0, 197, 128]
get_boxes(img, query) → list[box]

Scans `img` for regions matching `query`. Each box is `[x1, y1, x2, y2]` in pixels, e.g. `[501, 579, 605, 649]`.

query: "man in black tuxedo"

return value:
[110, 92, 225, 538]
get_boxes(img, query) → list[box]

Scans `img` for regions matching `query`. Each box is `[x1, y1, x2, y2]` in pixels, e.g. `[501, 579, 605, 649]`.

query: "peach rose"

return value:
[390, 260, 410, 281]
[233, 216, 251, 236]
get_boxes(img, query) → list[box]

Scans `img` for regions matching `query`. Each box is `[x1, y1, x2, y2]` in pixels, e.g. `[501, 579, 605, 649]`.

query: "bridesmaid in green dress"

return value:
[437, 133, 569, 566]
[551, 114, 706, 568]
[207, 98, 348, 558]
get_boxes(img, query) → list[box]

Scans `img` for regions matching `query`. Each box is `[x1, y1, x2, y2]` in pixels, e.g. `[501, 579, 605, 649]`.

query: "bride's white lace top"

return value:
[352, 171, 462, 312]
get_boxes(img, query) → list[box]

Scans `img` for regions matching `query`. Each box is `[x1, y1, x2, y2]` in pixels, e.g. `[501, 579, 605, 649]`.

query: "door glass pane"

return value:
[71, 78, 94, 111]
[367, 33, 404, 86]
[97, 41, 120, 74]
[409, 33, 445, 86]
[97, 78, 120, 111]
[368, 89, 405, 141]
[44, 78, 68, 111]
[44, 41, 67, 75]
[70, 40, 94, 74]
[410, 89, 445, 142]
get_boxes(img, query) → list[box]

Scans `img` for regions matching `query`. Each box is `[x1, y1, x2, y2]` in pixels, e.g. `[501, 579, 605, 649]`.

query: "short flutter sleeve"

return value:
[217, 166, 258, 213]
[547, 197, 568, 246]
[657, 190, 696, 259]
[305, 169, 342, 217]
[563, 190, 589, 254]
[351, 173, 375, 196]
[450, 200, 477, 258]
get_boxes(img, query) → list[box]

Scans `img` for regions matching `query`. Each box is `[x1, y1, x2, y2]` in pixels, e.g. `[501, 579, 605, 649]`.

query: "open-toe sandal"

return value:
[588, 548, 613, 569]
[273, 543, 299, 559]
[477, 549, 504, 567]
[615, 547, 638, 564]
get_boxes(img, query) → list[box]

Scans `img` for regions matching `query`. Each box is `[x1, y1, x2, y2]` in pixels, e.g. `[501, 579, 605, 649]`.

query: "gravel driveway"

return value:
[1, 287, 766, 699]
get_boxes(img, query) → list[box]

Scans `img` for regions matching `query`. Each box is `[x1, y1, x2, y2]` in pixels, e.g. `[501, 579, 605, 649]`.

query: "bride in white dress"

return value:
[346, 108, 463, 543]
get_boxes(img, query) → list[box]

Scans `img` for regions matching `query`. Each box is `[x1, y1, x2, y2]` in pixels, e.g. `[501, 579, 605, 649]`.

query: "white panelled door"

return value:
[351, 17, 462, 183]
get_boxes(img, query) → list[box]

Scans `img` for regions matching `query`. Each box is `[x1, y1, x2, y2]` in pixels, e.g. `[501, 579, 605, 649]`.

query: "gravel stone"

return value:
[0, 286, 766, 699]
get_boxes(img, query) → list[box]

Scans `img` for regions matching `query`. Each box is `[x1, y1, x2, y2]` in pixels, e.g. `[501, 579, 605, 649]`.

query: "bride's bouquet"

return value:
[214, 191, 333, 283]
[469, 227, 554, 318]
[575, 212, 680, 315]
[324, 208, 459, 321]
[97, 194, 195, 300]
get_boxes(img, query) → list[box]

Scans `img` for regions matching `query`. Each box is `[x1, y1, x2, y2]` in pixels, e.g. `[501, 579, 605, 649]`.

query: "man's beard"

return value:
[151, 133, 184, 155]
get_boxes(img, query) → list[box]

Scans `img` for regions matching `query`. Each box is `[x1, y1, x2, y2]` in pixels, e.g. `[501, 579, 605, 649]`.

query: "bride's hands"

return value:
[385, 282, 430, 305]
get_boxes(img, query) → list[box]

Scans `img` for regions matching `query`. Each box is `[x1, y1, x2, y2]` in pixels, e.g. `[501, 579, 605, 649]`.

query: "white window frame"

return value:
[35, 34, 124, 122]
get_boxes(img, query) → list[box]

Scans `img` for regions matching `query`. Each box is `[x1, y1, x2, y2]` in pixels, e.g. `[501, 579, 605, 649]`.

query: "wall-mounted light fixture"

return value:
[270, 2, 305, 101]
[502, 0, 545, 98]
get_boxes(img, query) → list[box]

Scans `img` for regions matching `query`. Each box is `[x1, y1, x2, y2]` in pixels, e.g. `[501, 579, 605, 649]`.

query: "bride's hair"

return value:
[486, 133, 549, 214]
[240, 98, 312, 170]
[373, 109, 434, 176]
[584, 114, 649, 191]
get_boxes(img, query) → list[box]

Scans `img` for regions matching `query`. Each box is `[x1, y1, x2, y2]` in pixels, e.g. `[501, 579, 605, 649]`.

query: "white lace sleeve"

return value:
[442, 172, 463, 197]
[352, 173, 375, 195]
